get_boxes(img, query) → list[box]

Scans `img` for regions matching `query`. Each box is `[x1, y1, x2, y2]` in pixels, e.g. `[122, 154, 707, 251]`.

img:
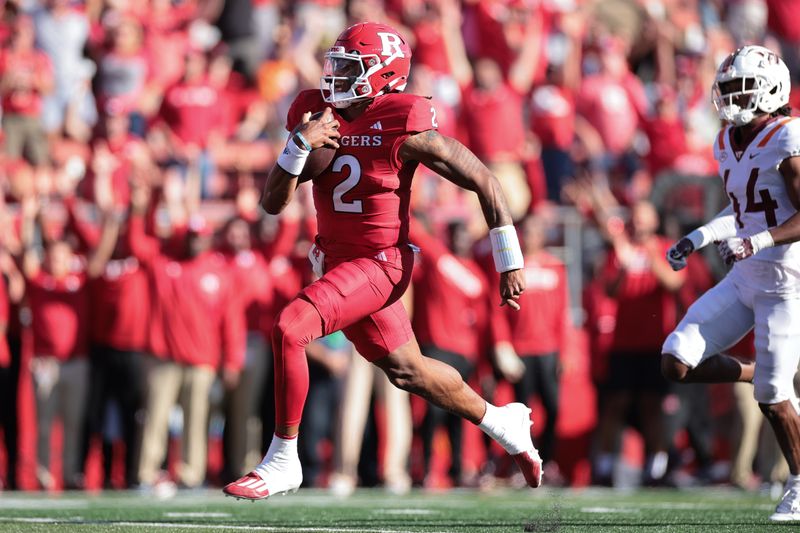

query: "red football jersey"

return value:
[286, 90, 438, 258]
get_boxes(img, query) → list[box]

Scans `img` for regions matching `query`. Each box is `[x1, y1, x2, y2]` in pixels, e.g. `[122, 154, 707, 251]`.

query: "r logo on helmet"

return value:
[377, 32, 405, 58]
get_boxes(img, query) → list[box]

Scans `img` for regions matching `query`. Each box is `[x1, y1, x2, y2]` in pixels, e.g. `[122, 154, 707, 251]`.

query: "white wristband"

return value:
[685, 227, 712, 250]
[489, 225, 524, 273]
[750, 230, 775, 254]
[276, 136, 310, 176]
[684, 207, 737, 251]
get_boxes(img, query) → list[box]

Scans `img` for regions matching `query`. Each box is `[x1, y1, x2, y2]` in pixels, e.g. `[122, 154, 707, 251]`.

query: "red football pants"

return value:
[272, 246, 414, 431]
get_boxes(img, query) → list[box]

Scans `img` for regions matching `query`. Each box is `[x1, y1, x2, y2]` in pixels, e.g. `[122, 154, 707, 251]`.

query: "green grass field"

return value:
[0, 488, 791, 532]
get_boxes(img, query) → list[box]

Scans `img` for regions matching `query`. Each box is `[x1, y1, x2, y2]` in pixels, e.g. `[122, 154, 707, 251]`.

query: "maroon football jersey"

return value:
[286, 90, 438, 258]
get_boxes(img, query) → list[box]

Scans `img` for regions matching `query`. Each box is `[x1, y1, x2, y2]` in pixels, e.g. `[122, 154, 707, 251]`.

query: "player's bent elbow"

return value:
[262, 203, 283, 216]
[261, 194, 286, 215]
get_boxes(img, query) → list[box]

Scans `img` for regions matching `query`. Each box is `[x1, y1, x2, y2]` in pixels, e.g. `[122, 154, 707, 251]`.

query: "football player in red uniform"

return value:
[224, 21, 539, 500]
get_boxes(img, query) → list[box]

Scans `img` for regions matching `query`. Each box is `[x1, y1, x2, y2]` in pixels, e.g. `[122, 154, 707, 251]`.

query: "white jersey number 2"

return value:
[332, 155, 364, 213]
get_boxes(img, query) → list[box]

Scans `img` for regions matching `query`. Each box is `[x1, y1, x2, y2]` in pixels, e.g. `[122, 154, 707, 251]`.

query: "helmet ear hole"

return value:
[381, 71, 395, 79]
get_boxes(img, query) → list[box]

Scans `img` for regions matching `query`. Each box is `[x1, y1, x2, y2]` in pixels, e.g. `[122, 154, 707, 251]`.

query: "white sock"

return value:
[477, 402, 531, 455]
[478, 402, 502, 439]
[254, 434, 299, 481]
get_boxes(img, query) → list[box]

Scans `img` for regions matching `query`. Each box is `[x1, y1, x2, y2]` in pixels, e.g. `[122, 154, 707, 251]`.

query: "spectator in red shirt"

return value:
[128, 183, 245, 490]
[409, 218, 490, 486]
[19, 191, 115, 490]
[88, 99, 147, 209]
[0, 15, 53, 166]
[594, 201, 685, 487]
[143, 0, 193, 92]
[440, 0, 541, 220]
[492, 214, 569, 473]
[641, 85, 688, 177]
[159, 49, 224, 197]
[66, 168, 149, 489]
[219, 214, 274, 481]
[529, 11, 583, 202]
[160, 50, 224, 152]
[576, 37, 648, 177]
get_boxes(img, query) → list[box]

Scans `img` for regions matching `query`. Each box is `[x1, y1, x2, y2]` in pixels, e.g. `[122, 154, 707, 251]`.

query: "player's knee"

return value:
[272, 300, 317, 349]
[661, 353, 690, 383]
[273, 312, 297, 347]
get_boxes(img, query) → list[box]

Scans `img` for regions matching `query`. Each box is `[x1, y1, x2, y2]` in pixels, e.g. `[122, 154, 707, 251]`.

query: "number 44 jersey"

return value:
[286, 89, 439, 259]
[715, 116, 800, 293]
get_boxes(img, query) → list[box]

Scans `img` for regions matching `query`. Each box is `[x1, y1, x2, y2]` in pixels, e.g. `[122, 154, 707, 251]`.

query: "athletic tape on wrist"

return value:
[489, 225, 524, 273]
[276, 137, 310, 176]
[686, 227, 710, 251]
[750, 230, 775, 254]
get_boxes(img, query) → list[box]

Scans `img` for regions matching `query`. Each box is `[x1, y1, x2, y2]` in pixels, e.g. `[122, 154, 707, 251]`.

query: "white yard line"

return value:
[164, 512, 233, 518]
[0, 518, 453, 533]
[581, 507, 640, 514]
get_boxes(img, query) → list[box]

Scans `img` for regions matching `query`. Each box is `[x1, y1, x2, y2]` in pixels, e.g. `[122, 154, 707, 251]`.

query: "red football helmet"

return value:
[320, 22, 412, 108]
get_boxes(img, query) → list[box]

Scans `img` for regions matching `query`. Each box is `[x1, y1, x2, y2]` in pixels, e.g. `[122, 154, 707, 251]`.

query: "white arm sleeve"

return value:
[685, 204, 737, 250]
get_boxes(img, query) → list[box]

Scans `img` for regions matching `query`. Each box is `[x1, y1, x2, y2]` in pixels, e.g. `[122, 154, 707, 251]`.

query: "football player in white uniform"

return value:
[662, 45, 800, 521]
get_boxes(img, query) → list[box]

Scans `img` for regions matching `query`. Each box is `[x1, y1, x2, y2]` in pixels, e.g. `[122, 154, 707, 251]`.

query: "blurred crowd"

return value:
[0, 0, 799, 494]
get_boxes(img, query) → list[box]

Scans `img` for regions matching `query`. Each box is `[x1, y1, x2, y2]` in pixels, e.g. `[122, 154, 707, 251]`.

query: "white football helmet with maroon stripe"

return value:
[712, 45, 791, 126]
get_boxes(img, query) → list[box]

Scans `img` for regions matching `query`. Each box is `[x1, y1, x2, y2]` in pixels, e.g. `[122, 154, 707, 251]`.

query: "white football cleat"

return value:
[492, 403, 543, 488]
[770, 481, 800, 521]
[223, 451, 302, 501]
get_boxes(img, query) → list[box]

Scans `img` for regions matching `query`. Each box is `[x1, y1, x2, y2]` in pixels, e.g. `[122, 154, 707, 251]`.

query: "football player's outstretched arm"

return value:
[666, 204, 737, 270]
[261, 108, 340, 215]
[399, 130, 525, 309]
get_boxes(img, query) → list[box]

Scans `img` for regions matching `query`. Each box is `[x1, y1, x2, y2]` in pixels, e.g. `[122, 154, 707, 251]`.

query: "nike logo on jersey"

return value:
[339, 135, 383, 147]
[749, 153, 758, 159]
[370, 121, 383, 130]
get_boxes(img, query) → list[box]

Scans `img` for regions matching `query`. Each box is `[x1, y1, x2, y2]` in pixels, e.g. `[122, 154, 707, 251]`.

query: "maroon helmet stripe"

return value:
[720, 49, 740, 71]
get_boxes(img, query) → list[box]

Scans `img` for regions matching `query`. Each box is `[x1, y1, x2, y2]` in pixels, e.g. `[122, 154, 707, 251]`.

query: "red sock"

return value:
[272, 297, 324, 431]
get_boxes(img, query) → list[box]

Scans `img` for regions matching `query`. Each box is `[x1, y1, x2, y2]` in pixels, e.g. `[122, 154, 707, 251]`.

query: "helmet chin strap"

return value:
[331, 99, 352, 109]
